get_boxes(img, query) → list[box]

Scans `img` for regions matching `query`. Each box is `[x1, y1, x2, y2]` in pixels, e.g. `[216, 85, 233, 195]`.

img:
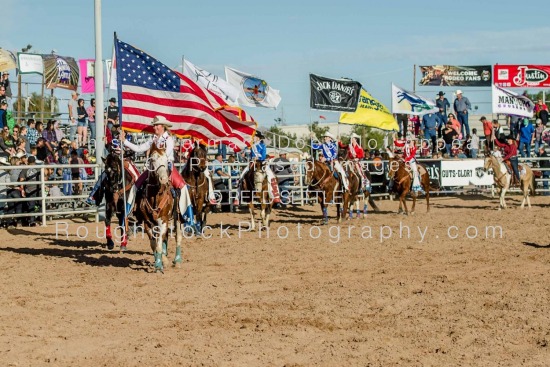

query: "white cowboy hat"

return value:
[323, 131, 336, 140]
[0, 156, 9, 165]
[15, 151, 26, 159]
[151, 115, 173, 128]
[455, 89, 463, 95]
[350, 132, 360, 140]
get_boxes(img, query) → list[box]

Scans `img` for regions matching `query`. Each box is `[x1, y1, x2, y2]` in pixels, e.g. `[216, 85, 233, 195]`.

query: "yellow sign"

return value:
[339, 89, 398, 131]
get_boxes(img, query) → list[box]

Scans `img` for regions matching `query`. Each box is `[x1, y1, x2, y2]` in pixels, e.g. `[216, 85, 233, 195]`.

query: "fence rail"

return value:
[1, 157, 548, 227]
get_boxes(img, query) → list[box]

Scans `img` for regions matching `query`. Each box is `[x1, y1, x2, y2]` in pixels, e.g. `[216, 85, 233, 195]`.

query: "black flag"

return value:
[310, 74, 361, 112]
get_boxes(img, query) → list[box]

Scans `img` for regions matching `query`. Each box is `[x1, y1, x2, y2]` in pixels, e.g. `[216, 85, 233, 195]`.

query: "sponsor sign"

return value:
[440, 160, 494, 187]
[493, 64, 550, 88]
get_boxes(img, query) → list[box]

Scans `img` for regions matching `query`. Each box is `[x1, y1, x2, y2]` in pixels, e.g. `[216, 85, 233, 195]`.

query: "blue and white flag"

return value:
[225, 67, 281, 109]
[183, 59, 239, 105]
[391, 84, 438, 115]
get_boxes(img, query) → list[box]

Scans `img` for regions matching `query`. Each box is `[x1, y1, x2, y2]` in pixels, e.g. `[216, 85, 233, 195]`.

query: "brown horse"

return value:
[342, 160, 379, 219]
[304, 157, 350, 224]
[483, 152, 535, 209]
[135, 144, 183, 272]
[387, 153, 430, 215]
[180, 141, 211, 233]
[239, 160, 273, 230]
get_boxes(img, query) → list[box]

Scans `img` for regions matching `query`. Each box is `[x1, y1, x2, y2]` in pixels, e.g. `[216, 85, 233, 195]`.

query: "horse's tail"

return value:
[530, 172, 536, 196]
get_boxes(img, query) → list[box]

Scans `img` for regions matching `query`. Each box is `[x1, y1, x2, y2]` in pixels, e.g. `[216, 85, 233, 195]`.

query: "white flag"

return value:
[183, 59, 239, 105]
[391, 84, 438, 115]
[18, 53, 43, 75]
[492, 85, 534, 118]
[225, 66, 281, 109]
[108, 46, 117, 91]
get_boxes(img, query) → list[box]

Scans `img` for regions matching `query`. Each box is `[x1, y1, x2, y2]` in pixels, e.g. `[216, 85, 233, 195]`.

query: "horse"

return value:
[386, 152, 430, 215]
[180, 141, 211, 233]
[483, 152, 535, 209]
[102, 151, 136, 251]
[239, 160, 273, 231]
[134, 144, 183, 272]
[343, 161, 380, 219]
[304, 157, 350, 224]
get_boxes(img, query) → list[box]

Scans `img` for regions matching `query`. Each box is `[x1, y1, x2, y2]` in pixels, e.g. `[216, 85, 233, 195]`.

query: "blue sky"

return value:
[2, 0, 550, 128]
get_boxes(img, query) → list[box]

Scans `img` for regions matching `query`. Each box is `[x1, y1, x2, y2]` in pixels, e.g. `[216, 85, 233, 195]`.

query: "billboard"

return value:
[493, 65, 550, 88]
[419, 65, 492, 87]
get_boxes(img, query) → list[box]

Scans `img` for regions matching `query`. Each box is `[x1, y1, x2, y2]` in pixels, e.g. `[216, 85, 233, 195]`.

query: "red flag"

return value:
[115, 37, 256, 149]
[319, 115, 326, 120]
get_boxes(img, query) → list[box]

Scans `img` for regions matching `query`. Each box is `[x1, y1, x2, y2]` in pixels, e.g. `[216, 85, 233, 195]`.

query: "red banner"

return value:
[493, 64, 550, 88]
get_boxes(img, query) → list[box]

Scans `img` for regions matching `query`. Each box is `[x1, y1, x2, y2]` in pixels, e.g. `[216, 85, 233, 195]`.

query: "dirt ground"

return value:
[1, 194, 550, 367]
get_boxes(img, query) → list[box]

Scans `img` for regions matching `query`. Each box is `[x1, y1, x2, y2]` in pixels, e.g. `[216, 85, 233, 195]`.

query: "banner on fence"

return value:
[420, 160, 441, 188]
[0, 49, 17, 72]
[419, 65, 492, 87]
[79, 59, 96, 94]
[17, 53, 43, 75]
[440, 160, 494, 186]
[492, 85, 535, 118]
[43, 54, 79, 91]
[493, 64, 550, 88]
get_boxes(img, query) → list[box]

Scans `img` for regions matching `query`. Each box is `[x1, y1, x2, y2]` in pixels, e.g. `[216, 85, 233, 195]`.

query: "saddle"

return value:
[503, 161, 521, 186]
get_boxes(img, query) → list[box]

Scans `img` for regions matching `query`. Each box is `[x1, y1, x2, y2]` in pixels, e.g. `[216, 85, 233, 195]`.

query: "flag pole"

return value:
[413, 64, 416, 93]
[181, 55, 184, 73]
[94, 0, 105, 163]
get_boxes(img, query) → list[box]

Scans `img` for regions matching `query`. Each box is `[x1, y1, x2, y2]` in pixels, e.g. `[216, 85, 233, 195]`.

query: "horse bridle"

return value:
[306, 160, 328, 188]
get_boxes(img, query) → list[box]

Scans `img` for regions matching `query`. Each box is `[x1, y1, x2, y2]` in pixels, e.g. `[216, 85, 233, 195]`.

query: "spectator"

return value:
[442, 122, 457, 156]
[436, 107, 447, 139]
[70, 149, 84, 195]
[508, 115, 521, 139]
[82, 149, 93, 177]
[517, 118, 535, 158]
[272, 151, 294, 206]
[421, 112, 441, 154]
[410, 115, 421, 137]
[420, 140, 431, 157]
[76, 98, 87, 148]
[0, 84, 7, 105]
[35, 138, 50, 163]
[211, 153, 231, 210]
[0, 101, 7, 129]
[53, 120, 65, 142]
[19, 155, 40, 226]
[58, 142, 72, 196]
[29, 145, 38, 160]
[15, 137, 27, 157]
[0, 72, 11, 99]
[539, 145, 550, 196]
[451, 143, 460, 158]
[534, 99, 548, 125]
[469, 128, 480, 158]
[492, 119, 505, 146]
[534, 119, 545, 154]
[105, 97, 118, 131]
[67, 91, 79, 142]
[0, 156, 10, 219]
[11, 124, 20, 144]
[35, 121, 44, 137]
[87, 98, 96, 140]
[26, 119, 39, 146]
[42, 120, 59, 155]
[6, 155, 24, 227]
[435, 91, 450, 115]
[462, 135, 471, 157]
[453, 89, 471, 137]
[0, 126, 16, 157]
[480, 116, 493, 152]
[395, 113, 408, 136]
[20, 126, 31, 153]
[447, 113, 462, 138]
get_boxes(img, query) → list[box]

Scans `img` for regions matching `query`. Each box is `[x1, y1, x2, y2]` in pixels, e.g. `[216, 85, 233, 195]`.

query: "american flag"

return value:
[115, 37, 256, 149]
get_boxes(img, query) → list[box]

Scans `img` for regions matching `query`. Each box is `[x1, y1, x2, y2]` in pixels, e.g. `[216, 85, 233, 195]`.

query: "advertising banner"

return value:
[419, 65, 492, 87]
[43, 54, 79, 91]
[310, 74, 361, 112]
[493, 64, 550, 88]
[440, 160, 494, 187]
[492, 85, 534, 118]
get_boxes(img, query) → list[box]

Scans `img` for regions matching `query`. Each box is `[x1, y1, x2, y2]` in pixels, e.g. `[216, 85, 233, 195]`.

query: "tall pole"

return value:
[413, 64, 416, 93]
[40, 73, 45, 122]
[17, 72, 22, 120]
[94, 0, 105, 162]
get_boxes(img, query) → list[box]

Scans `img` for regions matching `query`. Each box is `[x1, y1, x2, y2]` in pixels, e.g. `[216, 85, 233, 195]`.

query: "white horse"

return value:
[484, 151, 535, 209]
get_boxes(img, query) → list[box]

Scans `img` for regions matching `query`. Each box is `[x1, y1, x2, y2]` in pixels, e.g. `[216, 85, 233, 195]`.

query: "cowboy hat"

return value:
[15, 151, 26, 159]
[109, 97, 116, 103]
[323, 131, 336, 140]
[151, 115, 173, 128]
[255, 131, 265, 139]
[437, 91, 445, 96]
[350, 132, 360, 140]
[0, 156, 9, 165]
[455, 89, 463, 95]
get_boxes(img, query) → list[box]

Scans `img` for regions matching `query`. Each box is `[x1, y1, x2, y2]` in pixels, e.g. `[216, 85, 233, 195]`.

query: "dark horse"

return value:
[304, 157, 350, 224]
[240, 160, 273, 231]
[102, 151, 136, 251]
[180, 141, 211, 233]
[387, 152, 430, 215]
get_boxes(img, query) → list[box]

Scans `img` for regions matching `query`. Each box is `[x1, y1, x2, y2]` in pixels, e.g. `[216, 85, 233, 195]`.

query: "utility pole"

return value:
[94, 0, 105, 162]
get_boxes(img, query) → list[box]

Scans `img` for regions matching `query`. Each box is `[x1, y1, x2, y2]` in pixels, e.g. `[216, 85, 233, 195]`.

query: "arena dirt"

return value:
[1, 195, 549, 366]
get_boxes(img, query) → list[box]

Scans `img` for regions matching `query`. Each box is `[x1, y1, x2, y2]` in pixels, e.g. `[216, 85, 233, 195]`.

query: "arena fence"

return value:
[0, 157, 548, 227]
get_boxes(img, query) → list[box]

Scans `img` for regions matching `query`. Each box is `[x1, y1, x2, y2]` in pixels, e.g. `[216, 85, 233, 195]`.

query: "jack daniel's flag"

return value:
[310, 74, 361, 112]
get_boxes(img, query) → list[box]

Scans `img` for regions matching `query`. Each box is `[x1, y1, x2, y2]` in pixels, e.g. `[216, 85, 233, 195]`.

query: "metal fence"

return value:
[1, 157, 548, 227]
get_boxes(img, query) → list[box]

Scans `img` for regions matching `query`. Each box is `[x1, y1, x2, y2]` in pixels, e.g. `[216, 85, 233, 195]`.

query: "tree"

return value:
[350, 125, 388, 153]
[12, 92, 59, 121]
[525, 90, 550, 104]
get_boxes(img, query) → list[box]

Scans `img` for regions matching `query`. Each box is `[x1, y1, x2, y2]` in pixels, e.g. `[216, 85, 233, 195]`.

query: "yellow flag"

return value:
[339, 89, 398, 131]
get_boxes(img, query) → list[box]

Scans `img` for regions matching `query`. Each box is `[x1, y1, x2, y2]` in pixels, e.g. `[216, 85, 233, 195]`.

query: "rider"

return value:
[393, 137, 424, 194]
[311, 131, 350, 191]
[338, 132, 370, 192]
[238, 131, 281, 204]
[494, 134, 520, 186]
[181, 137, 217, 205]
